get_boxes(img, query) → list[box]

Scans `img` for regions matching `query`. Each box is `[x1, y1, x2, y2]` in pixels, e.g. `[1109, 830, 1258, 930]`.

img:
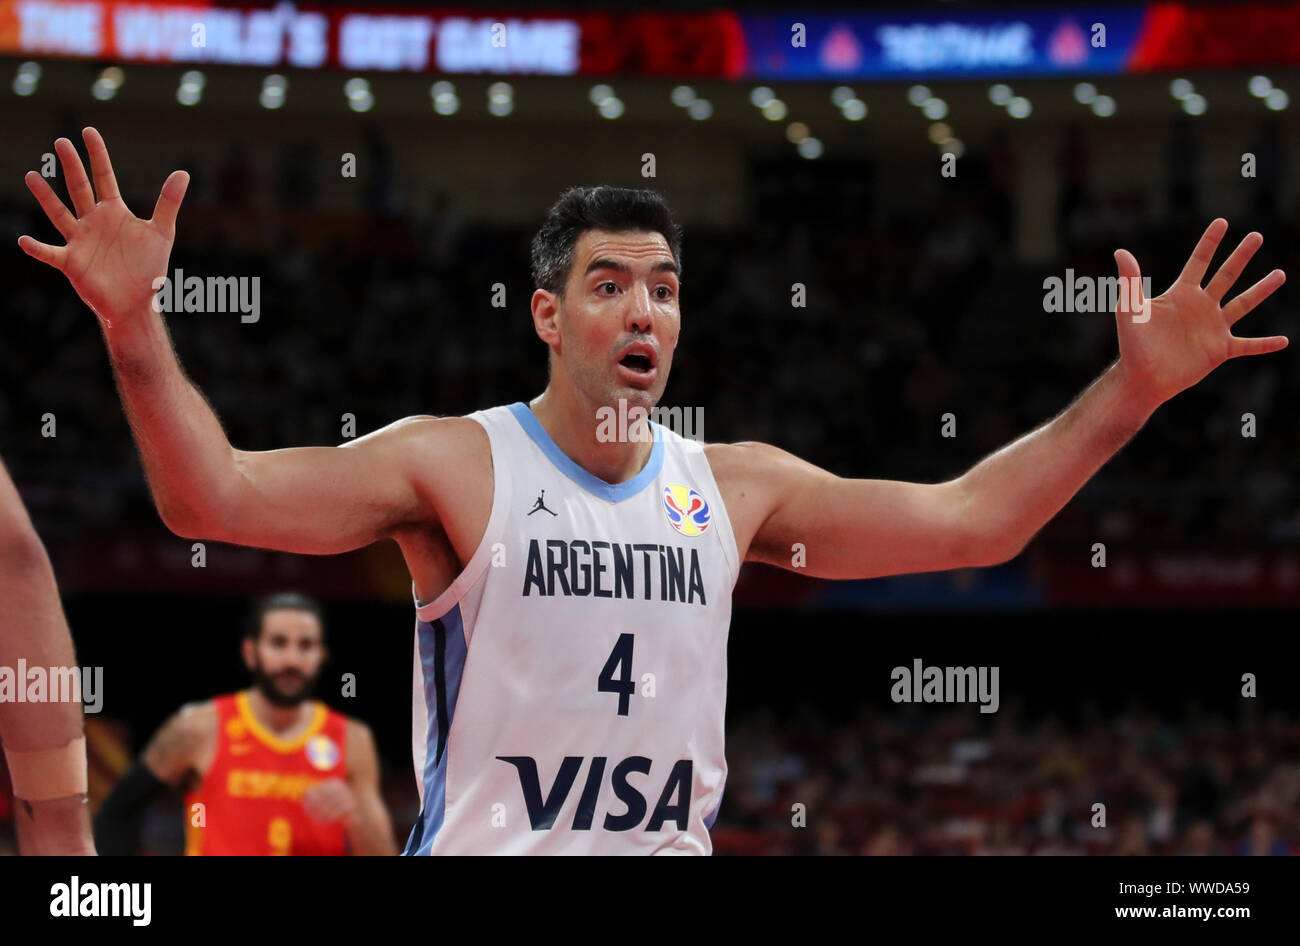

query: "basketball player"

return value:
[0, 457, 95, 854]
[95, 593, 396, 855]
[20, 128, 1287, 854]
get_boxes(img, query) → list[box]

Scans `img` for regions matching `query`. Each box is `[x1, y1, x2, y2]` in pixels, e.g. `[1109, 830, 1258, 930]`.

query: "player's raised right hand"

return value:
[18, 126, 189, 327]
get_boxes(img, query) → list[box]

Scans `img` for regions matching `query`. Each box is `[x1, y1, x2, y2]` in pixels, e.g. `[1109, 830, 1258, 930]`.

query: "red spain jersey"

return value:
[184, 692, 349, 856]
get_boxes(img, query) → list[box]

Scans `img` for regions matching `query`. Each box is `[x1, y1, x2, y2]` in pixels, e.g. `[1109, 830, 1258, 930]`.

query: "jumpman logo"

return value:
[528, 490, 557, 517]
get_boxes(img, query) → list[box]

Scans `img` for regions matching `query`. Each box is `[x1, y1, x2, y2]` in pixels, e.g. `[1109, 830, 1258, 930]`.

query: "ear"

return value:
[241, 638, 256, 671]
[531, 288, 562, 355]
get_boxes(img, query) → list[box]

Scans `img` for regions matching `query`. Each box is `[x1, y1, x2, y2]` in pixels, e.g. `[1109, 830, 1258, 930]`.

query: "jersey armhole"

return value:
[412, 409, 514, 622]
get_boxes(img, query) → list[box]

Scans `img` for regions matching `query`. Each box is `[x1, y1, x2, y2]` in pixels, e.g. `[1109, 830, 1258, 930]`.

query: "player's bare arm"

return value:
[94, 701, 214, 854]
[0, 459, 95, 855]
[139, 701, 217, 787]
[19, 128, 490, 587]
[341, 719, 397, 855]
[713, 219, 1286, 578]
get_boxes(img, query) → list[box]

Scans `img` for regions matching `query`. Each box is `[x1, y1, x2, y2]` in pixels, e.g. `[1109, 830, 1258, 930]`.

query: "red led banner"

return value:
[0, 1, 747, 77]
[1130, 1, 1300, 71]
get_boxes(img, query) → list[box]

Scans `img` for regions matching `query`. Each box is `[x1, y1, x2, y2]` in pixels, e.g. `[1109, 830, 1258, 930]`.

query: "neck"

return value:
[529, 382, 654, 485]
[246, 688, 307, 733]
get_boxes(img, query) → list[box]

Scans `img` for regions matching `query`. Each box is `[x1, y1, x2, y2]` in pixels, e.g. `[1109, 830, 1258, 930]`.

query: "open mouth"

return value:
[619, 353, 654, 374]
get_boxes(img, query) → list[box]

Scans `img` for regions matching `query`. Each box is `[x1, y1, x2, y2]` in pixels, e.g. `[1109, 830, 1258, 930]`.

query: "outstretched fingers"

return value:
[1227, 334, 1289, 359]
[1223, 258, 1289, 358]
[54, 137, 95, 217]
[1222, 269, 1286, 327]
[1177, 217, 1229, 288]
[24, 171, 76, 240]
[81, 127, 121, 202]
[150, 170, 190, 235]
[1205, 230, 1263, 303]
[17, 234, 68, 271]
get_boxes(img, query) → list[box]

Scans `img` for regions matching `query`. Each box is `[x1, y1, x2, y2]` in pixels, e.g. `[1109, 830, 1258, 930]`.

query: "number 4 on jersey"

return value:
[598, 633, 635, 716]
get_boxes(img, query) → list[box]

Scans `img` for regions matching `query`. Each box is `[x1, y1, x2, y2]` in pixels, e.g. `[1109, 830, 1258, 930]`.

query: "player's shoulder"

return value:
[177, 697, 218, 720]
[341, 715, 375, 741]
[171, 698, 219, 733]
[144, 699, 218, 768]
[340, 715, 379, 762]
[703, 441, 828, 522]
[343, 413, 488, 462]
[703, 440, 804, 483]
[343, 413, 488, 454]
[339, 415, 492, 494]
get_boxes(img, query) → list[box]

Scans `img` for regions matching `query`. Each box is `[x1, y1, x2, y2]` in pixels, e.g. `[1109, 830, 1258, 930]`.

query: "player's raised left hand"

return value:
[1113, 219, 1287, 408]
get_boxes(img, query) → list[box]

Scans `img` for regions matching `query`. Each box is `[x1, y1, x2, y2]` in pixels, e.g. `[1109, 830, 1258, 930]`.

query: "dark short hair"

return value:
[530, 186, 683, 296]
[245, 592, 327, 645]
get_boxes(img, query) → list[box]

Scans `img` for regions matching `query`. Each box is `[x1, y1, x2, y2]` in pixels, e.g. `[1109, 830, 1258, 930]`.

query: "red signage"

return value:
[0, 2, 747, 77]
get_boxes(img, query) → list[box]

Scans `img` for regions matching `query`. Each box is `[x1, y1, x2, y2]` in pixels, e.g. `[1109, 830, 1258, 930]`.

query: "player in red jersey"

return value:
[95, 593, 396, 855]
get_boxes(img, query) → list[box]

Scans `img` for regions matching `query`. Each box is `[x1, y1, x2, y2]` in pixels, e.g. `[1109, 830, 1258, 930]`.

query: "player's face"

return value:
[557, 229, 680, 414]
[244, 609, 326, 707]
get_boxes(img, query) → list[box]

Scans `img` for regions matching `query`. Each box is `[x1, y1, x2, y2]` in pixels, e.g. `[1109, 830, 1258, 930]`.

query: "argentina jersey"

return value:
[403, 402, 739, 854]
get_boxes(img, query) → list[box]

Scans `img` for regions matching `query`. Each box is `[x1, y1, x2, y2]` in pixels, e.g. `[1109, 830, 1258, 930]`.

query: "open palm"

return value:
[1113, 219, 1287, 406]
[18, 127, 189, 326]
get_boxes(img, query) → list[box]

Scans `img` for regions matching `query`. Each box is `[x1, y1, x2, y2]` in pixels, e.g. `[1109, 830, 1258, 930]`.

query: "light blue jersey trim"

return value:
[403, 604, 469, 856]
[704, 787, 725, 831]
[506, 401, 663, 503]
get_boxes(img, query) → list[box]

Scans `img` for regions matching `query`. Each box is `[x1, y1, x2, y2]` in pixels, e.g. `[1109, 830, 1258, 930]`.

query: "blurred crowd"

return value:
[1, 117, 1297, 559]
[6, 701, 1291, 856]
[711, 702, 1300, 855]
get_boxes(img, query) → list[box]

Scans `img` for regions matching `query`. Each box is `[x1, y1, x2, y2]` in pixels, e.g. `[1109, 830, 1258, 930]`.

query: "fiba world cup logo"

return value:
[663, 484, 711, 537]
[305, 734, 339, 771]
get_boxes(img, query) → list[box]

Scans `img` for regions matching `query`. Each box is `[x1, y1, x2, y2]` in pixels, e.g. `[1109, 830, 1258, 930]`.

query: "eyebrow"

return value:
[584, 258, 680, 279]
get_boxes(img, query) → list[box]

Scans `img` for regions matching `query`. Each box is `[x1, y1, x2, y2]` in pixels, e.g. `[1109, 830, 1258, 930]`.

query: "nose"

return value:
[282, 654, 311, 674]
[625, 282, 654, 335]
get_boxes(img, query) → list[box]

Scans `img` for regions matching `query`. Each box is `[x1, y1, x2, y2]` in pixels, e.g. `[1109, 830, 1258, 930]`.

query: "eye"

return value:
[655, 286, 675, 300]
[597, 281, 618, 295]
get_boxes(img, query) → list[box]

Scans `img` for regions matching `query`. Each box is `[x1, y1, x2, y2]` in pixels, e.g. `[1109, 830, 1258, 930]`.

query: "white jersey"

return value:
[403, 402, 739, 855]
